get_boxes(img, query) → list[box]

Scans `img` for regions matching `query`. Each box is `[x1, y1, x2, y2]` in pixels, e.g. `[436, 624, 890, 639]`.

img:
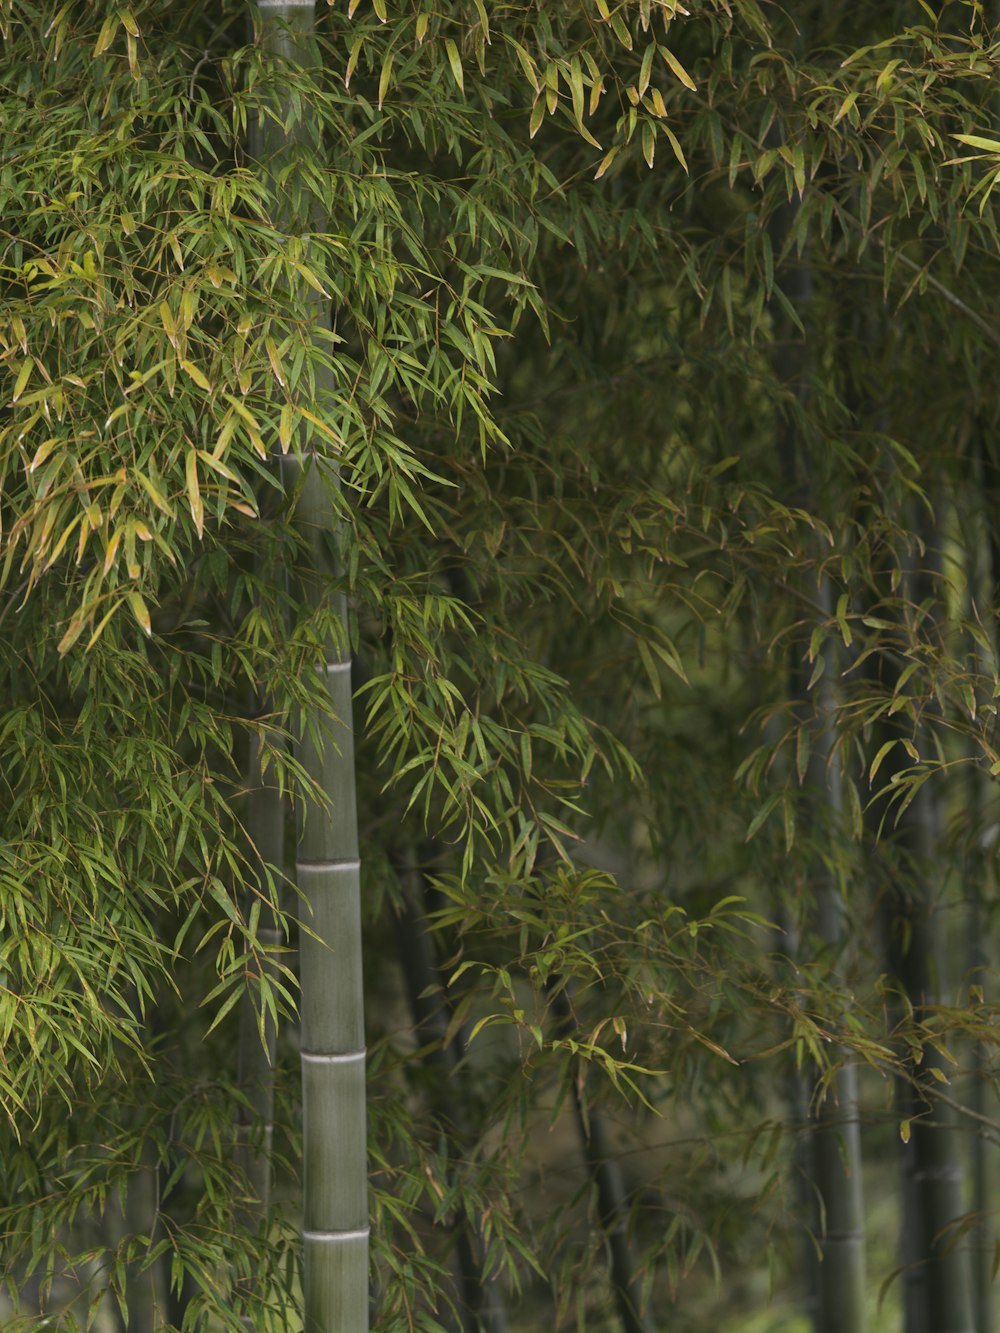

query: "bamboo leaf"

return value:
[127, 590, 151, 636]
[659, 44, 696, 90]
[445, 38, 464, 93]
[180, 358, 211, 391]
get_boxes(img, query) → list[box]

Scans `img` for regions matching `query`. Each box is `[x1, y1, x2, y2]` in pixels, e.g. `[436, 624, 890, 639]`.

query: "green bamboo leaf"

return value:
[445, 38, 464, 93]
[954, 133, 1000, 152]
[745, 792, 782, 842]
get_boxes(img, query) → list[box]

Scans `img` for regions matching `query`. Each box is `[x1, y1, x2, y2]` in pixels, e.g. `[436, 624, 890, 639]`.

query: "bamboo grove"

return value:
[3, 0, 1000, 1329]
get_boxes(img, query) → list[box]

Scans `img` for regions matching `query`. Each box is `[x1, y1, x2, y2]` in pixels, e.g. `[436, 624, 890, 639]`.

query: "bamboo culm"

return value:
[550, 986, 655, 1333]
[394, 859, 508, 1333]
[869, 521, 975, 1333]
[235, 729, 284, 1255]
[251, 4, 368, 1328]
[772, 207, 866, 1333]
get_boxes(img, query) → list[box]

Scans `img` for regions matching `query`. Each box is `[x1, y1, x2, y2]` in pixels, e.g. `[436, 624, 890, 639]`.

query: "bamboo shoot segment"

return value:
[302, 1057, 368, 1231]
[298, 861, 365, 1056]
[305, 1232, 370, 1333]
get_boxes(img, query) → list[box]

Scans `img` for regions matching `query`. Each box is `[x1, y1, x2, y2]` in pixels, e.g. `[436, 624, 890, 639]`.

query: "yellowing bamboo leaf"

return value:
[46, 514, 81, 569]
[568, 58, 585, 126]
[299, 406, 344, 450]
[529, 97, 545, 139]
[265, 337, 287, 387]
[58, 614, 88, 655]
[127, 590, 151, 636]
[445, 38, 464, 93]
[103, 529, 122, 575]
[197, 448, 240, 483]
[954, 133, 1000, 153]
[577, 121, 602, 150]
[159, 301, 178, 347]
[28, 438, 57, 473]
[594, 145, 619, 179]
[124, 525, 139, 578]
[12, 358, 32, 402]
[638, 43, 654, 97]
[186, 451, 203, 537]
[135, 471, 173, 517]
[179, 287, 198, 330]
[117, 7, 139, 36]
[642, 120, 655, 168]
[346, 34, 364, 87]
[372, 0, 387, 19]
[180, 359, 211, 391]
[791, 144, 806, 197]
[610, 10, 632, 48]
[377, 51, 393, 108]
[415, 12, 428, 42]
[660, 44, 696, 90]
[833, 91, 859, 125]
[279, 402, 295, 453]
[213, 412, 237, 461]
[471, 0, 490, 42]
[126, 30, 139, 79]
[93, 12, 119, 55]
[509, 39, 539, 92]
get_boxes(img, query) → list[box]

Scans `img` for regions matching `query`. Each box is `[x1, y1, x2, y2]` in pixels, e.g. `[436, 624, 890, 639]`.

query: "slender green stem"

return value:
[551, 985, 655, 1333]
[394, 857, 508, 1333]
[235, 727, 284, 1220]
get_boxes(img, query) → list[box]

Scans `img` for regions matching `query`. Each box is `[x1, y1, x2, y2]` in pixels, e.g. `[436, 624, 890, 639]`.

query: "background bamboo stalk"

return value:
[772, 196, 867, 1332]
[394, 857, 508, 1333]
[869, 518, 975, 1333]
[804, 590, 866, 1333]
[550, 985, 655, 1333]
[235, 728, 284, 1226]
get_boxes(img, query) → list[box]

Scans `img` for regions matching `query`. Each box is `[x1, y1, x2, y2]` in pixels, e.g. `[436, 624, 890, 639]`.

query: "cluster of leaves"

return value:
[5, 0, 1000, 1328]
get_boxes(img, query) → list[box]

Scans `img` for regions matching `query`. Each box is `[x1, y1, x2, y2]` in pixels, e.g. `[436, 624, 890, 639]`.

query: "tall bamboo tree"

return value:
[772, 197, 866, 1332]
[250, 3, 368, 1328]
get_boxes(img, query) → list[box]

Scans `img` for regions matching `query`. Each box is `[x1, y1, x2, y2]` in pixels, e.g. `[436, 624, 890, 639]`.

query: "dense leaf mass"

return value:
[3, 0, 1000, 1328]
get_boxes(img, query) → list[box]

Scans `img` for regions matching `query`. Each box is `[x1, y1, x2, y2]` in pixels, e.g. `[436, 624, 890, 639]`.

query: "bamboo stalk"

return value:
[772, 200, 867, 1333]
[394, 858, 508, 1333]
[867, 530, 975, 1333]
[550, 986, 655, 1333]
[294, 470, 368, 1328]
[804, 593, 866, 1333]
[235, 727, 284, 1218]
[250, 4, 368, 1328]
